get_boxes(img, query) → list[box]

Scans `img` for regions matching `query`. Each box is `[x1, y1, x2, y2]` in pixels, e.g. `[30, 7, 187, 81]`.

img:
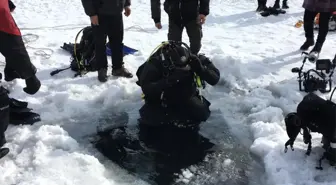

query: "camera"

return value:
[291, 52, 336, 93]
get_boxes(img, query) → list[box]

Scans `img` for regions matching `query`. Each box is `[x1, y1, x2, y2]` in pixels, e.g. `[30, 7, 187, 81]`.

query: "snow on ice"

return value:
[0, 0, 336, 185]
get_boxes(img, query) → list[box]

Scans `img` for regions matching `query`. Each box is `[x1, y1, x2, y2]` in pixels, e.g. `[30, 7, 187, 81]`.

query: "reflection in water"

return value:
[93, 112, 255, 185]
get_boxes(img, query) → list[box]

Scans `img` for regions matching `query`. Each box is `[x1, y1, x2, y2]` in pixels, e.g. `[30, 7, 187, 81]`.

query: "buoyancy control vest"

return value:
[136, 41, 205, 102]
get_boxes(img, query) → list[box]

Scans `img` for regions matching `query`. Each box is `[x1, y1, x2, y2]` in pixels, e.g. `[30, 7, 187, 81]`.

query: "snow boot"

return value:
[98, 68, 108, 82]
[325, 142, 336, 166]
[307, 42, 322, 62]
[0, 134, 9, 160]
[310, 42, 323, 53]
[23, 75, 41, 95]
[282, 0, 289, 9]
[256, 0, 267, 12]
[300, 38, 315, 50]
[4, 67, 20, 82]
[112, 66, 133, 78]
[0, 134, 6, 148]
[0, 148, 9, 159]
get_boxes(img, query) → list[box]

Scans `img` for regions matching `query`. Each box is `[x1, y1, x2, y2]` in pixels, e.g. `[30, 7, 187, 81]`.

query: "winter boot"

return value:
[23, 75, 41, 95]
[310, 42, 323, 53]
[273, 0, 280, 9]
[112, 66, 133, 78]
[300, 38, 315, 50]
[325, 142, 336, 166]
[98, 68, 108, 82]
[256, 0, 267, 12]
[282, 0, 289, 9]
[307, 42, 322, 62]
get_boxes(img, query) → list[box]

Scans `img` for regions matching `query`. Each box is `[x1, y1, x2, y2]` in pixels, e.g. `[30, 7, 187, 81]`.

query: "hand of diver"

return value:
[188, 54, 204, 74]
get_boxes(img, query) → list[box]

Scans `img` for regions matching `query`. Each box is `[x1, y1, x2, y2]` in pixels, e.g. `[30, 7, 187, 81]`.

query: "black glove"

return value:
[189, 54, 204, 74]
[198, 54, 211, 66]
[166, 68, 189, 85]
[23, 75, 41, 95]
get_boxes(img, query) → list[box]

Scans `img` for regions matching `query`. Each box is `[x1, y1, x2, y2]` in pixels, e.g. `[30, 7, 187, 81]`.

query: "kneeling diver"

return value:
[136, 41, 220, 127]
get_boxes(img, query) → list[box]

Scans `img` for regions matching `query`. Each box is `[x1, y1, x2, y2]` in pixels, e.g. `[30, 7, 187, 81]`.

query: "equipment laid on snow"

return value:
[105, 41, 137, 56]
[0, 82, 41, 160]
[9, 98, 41, 126]
[50, 26, 138, 77]
[284, 91, 336, 169]
[291, 52, 336, 93]
[260, 7, 286, 17]
[51, 26, 96, 77]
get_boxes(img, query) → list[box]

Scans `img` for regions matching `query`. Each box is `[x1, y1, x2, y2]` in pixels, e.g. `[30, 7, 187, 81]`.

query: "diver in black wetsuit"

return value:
[94, 42, 220, 183]
[136, 41, 220, 127]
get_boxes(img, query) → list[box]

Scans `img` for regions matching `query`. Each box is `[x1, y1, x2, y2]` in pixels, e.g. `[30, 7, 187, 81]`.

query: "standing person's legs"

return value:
[282, 0, 289, 9]
[300, 9, 318, 50]
[311, 12, 332, 52]
[168, 19, 184, 42]
[185, 20, 202, 54]
[0, 31, 40, 94]
[92, 16, 108, 82]
[273, 0, 280, 8]
[256, 0, 267, 12]
[107, 14, 133, 78]
[274, 0, 289, 9]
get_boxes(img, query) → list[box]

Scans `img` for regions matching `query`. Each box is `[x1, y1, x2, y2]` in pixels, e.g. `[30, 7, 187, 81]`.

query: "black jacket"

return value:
[150, 0, 210, 24]
[81, 0, 131, 17]
[138, 54, 219, 105]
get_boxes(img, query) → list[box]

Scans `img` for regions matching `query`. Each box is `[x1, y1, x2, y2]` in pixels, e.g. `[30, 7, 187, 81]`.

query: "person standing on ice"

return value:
[0, 0, 41, 95]
[81, 0, 133, 82]
[150, 0, 209, 54]
[0, 0, 42, 159]
[300, 0, 336, 54]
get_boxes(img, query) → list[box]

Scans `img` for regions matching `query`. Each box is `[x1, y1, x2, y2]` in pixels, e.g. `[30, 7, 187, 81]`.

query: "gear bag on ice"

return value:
[50, 26, 97, 77]
[51, 26, 138, 78]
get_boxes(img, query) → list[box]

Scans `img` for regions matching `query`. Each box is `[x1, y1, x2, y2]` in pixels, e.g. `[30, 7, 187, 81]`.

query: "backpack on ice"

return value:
[50, 26, 98, 77]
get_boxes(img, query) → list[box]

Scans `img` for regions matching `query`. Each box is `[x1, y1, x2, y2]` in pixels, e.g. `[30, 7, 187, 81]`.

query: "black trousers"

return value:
[0, 31, 36, 81]
[168, 19, 202, 54]
[92, 14, 124, 70]
[304, 9, 331, 44]
[273, 0, 287, 4]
